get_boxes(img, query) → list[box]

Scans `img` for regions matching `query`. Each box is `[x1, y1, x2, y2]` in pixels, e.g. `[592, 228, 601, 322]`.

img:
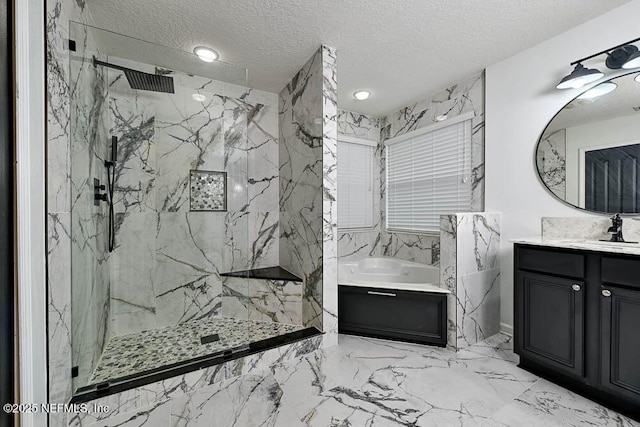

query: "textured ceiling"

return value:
[86, 0, 631, 117]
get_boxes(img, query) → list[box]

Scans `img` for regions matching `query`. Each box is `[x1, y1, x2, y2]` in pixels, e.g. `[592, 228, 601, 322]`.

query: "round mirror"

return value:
[536, 72, 640, 214]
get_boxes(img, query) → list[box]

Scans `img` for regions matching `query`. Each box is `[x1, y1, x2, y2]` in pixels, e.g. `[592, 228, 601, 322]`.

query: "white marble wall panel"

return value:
[337, 231, 380, 260]
[337, 109, 380, 141]
[279, 48, 325, 330]
[110, 212, 157, 334]
[439, 215, 458, 349]
[382, 232, 441, 265]
[440, 212, 501, 351]
[154, 88, 226, 213]
[108, 77, 156, 214]
[456, 268, 501, 349]
[153, 212, 226, 328]
[222, 277, 302, 325]
[321, 45, 339, 340]
[47, 214, 73, 411]
[542, 216, 640, 241]
[537, 129, 567, 200]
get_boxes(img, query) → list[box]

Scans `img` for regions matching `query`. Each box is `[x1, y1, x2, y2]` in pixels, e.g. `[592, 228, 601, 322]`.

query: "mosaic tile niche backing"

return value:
[190, 170, 227, 211]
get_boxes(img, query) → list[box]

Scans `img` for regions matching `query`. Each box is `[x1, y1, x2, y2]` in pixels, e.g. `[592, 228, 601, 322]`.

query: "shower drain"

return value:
[200, 333, 221, 345]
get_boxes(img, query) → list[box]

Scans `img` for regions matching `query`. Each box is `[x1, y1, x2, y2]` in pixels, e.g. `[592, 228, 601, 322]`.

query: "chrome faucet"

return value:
[607, 214, 625, 242]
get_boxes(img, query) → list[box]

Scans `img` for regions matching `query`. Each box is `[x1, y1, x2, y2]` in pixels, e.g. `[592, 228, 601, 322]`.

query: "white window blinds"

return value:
[386, 113, 473, 233]
[338, 137, 375, 229]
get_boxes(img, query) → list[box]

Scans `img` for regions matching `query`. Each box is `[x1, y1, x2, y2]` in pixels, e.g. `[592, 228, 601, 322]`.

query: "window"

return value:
[386, 112, 474, 233]
[338, 136, 376, 229]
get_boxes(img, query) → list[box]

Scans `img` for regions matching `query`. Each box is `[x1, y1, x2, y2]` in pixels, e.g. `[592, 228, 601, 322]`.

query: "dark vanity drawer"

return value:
[517, 246, 585, 278]
[602, 257, 640, 289]
[338, 285, 447, 346]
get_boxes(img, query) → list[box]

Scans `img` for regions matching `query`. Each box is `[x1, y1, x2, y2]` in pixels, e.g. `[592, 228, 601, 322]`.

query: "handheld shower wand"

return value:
[104, 136, 117, 252]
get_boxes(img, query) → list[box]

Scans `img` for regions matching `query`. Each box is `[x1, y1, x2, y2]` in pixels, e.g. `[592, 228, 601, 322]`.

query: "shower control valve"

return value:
[94, 178, 108, 206]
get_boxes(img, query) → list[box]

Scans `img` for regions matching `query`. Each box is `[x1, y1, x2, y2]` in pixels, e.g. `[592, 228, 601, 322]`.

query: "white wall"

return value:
[565, 114, 640, 206]
[485, 0, 640, 332]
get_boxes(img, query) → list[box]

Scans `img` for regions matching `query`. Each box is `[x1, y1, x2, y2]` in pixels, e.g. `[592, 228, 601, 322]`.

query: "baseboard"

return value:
[500, 322, 513, 336]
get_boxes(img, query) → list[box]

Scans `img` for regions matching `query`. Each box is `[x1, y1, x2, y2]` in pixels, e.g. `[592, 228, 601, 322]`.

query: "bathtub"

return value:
[338, 256, 449, 293]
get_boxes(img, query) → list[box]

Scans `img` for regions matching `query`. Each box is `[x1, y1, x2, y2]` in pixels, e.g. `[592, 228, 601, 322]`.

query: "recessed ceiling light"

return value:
[193, 46, 219, 63]
[578, 82, 617, 100]
[192, 93, 207, 102]
[435, 114, 448, 122]
[353, 90, 371, 101]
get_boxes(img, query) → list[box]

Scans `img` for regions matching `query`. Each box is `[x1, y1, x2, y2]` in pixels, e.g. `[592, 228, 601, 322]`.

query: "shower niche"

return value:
[67, 22, 323, 399]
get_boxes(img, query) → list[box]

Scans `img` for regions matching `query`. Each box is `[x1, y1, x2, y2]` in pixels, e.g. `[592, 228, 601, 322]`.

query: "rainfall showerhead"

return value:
[93, 56, 175, 94]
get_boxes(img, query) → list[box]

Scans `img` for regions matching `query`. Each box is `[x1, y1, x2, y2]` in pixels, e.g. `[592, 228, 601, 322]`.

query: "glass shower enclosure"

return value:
[68, 22, 316, 396]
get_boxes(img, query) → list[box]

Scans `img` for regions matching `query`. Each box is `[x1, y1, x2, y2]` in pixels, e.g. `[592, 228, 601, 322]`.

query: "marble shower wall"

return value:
[221, 277, 303, 324]
[279, 46, 338, 334]
[106, 56, 281, 336]
[537, 129, 567, 200]
[379, 72, 486, 265]
[440, 212, 500, 350]
[46, 1, 98, 424]
[321, 46, 339, 342]
[336, 109, 383, 260]
[61, 44, 338, 426]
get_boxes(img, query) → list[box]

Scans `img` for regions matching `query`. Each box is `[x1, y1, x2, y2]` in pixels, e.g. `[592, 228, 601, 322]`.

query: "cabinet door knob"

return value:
[572, 284, 581, 291]
[602, 289, 612, 297]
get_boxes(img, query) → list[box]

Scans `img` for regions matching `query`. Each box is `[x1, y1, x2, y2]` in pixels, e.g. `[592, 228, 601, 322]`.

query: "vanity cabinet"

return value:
[514, 244, 640, 420]
[516, 271, 584, 379]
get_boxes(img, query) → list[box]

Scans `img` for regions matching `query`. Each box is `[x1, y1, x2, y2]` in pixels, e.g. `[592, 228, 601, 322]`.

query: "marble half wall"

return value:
[65, 335, 323, 427]
[440, 212, 501, 350]
[337, 109, 382, 260]
[279, 45, 338, 335]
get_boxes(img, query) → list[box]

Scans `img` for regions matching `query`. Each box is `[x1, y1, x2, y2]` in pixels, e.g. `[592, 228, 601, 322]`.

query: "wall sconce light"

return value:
[557, 36, 640, 90]
[556, 64, 603, 89]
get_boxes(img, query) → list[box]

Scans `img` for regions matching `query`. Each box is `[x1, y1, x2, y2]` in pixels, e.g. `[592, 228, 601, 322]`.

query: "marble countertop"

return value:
[511, 237, 640, 256]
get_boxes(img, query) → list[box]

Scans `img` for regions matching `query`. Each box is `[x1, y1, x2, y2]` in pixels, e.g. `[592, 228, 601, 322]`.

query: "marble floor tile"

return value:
[482, 378, 639, 427]
[267, 334, 635, 427]
[90, 332, 639, 427]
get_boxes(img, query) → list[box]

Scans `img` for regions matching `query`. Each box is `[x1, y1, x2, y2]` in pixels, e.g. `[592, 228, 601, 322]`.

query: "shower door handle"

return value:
[367, 291, 397, 297]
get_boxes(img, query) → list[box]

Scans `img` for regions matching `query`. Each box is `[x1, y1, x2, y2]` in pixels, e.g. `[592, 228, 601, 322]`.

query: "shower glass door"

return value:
[69, 22, 252, 392]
